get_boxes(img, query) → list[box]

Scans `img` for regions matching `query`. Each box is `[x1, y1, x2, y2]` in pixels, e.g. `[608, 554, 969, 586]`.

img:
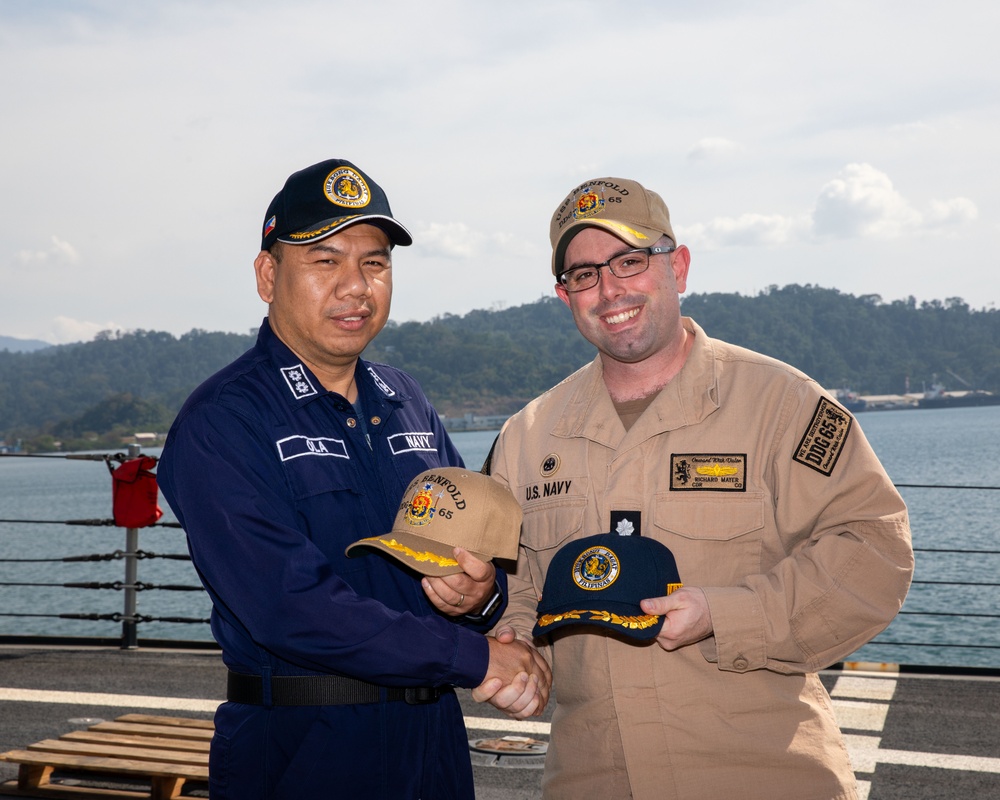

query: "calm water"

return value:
[1, 406, 998, 668]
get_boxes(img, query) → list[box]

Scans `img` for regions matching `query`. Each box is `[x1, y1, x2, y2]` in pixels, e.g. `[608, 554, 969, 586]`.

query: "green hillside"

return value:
[0, 285, 997, 451]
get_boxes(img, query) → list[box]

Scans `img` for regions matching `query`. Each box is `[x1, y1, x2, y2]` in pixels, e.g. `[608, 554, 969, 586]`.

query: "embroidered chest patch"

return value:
[793, 398, 852, 476]
[276, 435, 348, 462]
[670, 454, 747, 491]
[387, 431, 436, 454]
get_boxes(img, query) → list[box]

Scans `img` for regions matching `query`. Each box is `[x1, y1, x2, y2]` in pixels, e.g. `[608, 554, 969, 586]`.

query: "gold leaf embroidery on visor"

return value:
[370, 537, 459, 568]
[537, 610, 661, 630]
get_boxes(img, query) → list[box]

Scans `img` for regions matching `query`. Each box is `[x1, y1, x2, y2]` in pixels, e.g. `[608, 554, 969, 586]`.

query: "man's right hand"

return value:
[472, 626, 551, 719]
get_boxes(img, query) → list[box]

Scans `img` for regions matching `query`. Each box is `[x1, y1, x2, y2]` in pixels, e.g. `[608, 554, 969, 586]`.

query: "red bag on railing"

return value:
[111, 456, 164, 528]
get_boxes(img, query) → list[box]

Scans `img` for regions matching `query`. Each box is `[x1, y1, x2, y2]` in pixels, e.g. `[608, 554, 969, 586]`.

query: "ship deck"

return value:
[0, 643, 998, 799]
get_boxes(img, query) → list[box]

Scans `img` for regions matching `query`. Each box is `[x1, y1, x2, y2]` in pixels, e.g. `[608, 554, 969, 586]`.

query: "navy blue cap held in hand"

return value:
[261, 159, 413, 251]
[533, 532, 683, 641]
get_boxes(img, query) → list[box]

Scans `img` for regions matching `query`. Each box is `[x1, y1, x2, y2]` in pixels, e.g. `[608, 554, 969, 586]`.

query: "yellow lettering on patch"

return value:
[793, 397, 853, 476]
[671, 454, 747, 491]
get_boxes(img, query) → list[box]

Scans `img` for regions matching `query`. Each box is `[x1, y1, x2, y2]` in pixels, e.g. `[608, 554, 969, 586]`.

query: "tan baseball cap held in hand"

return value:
[549, 177, 676, 276]
[345, 467, 523, 576]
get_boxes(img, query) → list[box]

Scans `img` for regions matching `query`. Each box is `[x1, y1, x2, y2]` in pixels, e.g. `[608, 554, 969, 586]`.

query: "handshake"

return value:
[473, 625, 551, 720]
[470, 531, 692, 720]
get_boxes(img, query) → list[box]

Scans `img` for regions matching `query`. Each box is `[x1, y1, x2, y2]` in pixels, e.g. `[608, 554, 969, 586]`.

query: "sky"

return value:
[2, 0, 997, 345]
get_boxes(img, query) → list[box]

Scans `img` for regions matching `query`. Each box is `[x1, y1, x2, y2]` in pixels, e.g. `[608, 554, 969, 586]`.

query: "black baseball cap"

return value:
[261, 158, 413, 251]
[533, 532, 683, 641]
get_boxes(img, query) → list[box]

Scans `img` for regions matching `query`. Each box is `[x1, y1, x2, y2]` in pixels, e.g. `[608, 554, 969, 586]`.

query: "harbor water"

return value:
[1, 405, 998, 668]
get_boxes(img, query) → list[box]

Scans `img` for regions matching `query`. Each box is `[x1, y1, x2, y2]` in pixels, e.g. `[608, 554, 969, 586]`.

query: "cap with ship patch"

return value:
[533, 532, 682, 640]
[345, 468, 522, 576]
[549, 177, 675, 276]
[261, 158, 412, 251]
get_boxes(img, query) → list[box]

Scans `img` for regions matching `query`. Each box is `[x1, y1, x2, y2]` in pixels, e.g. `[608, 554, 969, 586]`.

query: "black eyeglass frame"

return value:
[557, 245, 676, 292]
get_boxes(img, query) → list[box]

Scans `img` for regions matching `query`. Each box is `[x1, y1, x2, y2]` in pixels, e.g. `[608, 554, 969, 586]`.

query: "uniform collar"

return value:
[255, 317, 410, 409]
[553, 317, 720, 445]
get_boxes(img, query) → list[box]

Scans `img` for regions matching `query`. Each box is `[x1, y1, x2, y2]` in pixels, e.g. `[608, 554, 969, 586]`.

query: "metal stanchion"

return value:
[121, 443, 141, 649]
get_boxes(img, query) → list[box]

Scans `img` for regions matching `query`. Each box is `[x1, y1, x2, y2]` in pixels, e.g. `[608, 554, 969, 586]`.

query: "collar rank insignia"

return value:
[367, 365, 396, 397]
[280, 364, 318, 399]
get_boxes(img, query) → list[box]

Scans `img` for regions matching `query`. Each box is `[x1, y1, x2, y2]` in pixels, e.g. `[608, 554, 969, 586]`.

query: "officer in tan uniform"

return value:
[479, 177, 914, 799]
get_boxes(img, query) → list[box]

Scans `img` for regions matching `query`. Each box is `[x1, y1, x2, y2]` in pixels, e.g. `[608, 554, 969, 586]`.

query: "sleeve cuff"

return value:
[702, 586, 768, 673]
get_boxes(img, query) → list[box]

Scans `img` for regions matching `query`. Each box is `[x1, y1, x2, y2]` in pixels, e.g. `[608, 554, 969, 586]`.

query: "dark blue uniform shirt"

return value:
[158, 319, 502, 799]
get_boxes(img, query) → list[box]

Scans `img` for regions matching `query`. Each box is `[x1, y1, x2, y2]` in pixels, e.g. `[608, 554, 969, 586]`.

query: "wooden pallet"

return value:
[0, 714, 212, 799]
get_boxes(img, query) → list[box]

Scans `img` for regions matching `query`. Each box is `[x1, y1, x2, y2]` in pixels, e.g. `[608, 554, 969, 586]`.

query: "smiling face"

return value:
[254, 223, 392, 393]
[555, 226, 690, 369]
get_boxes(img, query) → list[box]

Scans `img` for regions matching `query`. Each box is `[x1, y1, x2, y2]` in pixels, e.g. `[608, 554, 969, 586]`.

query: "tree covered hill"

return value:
[0, 285, 997, 448]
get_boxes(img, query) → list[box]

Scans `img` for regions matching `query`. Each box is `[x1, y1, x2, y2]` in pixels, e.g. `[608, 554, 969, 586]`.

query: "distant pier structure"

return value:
[442, 413, 509, 432]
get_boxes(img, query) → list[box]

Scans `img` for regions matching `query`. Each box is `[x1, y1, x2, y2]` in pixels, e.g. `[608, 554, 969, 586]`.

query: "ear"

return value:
[671, 245, 691, 295]
[254, 250, 276, 304]
[555, 282, 572, 308]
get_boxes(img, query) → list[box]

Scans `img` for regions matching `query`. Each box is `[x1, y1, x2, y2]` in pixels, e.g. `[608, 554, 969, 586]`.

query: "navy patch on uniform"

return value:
[280, 364, 318, 399]
[523, 479, 573, 502]
[610, 510, 641, 536]
[794, 398, 852, 476]
[670, 454, 747, 491]
[387, 431, 436, 454]
[276, 435, 348, 462]
[367, 365, 396, 397]
[540, 454, 560, 477]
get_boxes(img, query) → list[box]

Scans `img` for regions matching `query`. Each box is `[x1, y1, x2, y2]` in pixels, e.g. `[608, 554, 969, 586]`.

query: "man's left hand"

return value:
[422, 547, 496, 617]
[640, 587, 714, 651]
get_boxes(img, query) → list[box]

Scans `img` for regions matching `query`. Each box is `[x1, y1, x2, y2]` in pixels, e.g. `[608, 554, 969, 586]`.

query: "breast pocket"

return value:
[283, 447, 360, 502]
[518, 476, 590, 553]
[653, 491, 766, 586]
[281, 453, 369, 553]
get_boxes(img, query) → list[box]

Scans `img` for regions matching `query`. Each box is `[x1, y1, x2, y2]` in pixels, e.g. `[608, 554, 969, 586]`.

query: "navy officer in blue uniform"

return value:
[157, 159, 549, 800]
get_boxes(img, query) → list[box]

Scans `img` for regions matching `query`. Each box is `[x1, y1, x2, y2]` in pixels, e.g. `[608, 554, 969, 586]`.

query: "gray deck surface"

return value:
[1, 644, 998, 799]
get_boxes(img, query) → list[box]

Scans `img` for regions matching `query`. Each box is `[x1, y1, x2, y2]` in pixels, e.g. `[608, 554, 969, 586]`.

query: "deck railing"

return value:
[1, 453, 999, 670]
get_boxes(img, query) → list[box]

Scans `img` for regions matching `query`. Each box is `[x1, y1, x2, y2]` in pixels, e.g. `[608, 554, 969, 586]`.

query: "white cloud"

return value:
[410, 222, 537, 261]
[0, 1, 996, 338]
[45, 316, 123, 346]
[411, 222, 482, 259]
[15, 236, 80, 265]
[681, 213, 810, 249]
[687, 137, 744, 161]
[812, 163, 922, 239]
[925, 197, 979, 227]
[683, 164, 979, 250]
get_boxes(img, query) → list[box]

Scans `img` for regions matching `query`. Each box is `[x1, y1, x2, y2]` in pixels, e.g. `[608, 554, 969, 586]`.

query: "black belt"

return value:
[226, 670, 444, 707]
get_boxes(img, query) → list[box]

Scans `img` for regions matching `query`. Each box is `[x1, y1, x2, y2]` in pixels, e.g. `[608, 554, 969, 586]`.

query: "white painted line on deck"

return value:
[844, 734, 1000, 775]
[0, 688, 551, 736]
[832, 698, 889, 731]
[832, 676, 898, 701]
[463, 716, 551, 735]
[0, 687, 220, 712]
[11, 678, 998, 779]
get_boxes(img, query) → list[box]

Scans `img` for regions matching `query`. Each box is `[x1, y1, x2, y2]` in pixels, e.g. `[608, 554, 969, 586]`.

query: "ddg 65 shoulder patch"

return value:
[793, 397, 852, 476]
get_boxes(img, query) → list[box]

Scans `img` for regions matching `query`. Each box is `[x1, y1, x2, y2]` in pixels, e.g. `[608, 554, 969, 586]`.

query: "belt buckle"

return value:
[404, 686, 440, 705]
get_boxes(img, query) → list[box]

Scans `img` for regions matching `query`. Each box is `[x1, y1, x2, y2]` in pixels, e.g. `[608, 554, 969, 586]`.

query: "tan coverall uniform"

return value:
[490, 318, 913, 800]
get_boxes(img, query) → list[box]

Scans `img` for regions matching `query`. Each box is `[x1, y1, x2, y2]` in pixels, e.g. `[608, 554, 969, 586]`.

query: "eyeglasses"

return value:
[558, 245, 676, 293]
